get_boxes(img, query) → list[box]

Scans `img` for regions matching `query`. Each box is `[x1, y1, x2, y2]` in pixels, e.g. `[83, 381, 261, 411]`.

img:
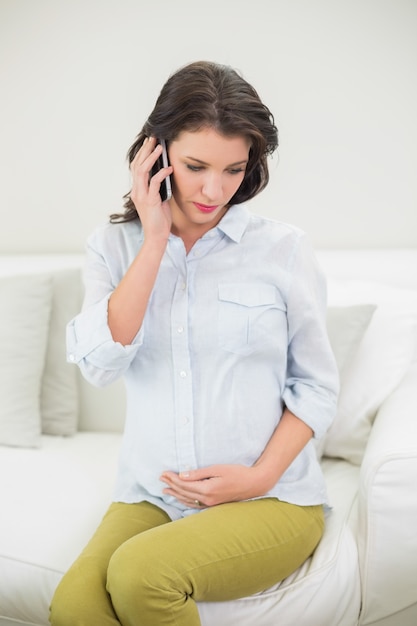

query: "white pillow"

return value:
[0, 274, 52, 447]
[326, 304, 376, 373]
[313, 304, 376, 459]
[41, 269, 82, 435]
[323, 280, 417, 464]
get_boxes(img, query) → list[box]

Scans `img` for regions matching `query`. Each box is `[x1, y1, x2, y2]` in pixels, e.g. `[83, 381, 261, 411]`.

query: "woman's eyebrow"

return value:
[185, 156, 249, 166]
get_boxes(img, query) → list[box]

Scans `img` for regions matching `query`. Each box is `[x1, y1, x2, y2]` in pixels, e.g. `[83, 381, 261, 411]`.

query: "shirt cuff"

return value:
[282, 383, 337, 439]
[66, 295, 143, 370]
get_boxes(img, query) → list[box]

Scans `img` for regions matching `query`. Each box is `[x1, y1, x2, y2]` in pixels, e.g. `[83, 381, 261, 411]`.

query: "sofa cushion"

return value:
[0, 433, 121, 625]
[0, 260, 83, 441]
[0, 433, 360, 626]
[311, 303, 377, 459]
[326, 304, 376, 373]
[40, 269, 81, 435]
[324, 279, 417, 464]
[0, 274, 52, 448]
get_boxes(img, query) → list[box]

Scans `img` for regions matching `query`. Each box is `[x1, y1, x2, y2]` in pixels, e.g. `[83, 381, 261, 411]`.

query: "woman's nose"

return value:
[202, 173, 223, 201]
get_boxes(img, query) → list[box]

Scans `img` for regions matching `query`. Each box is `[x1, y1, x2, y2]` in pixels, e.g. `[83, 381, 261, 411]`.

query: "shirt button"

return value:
[180, 282, 186, 290]
[182, 416, 189, 425]
[177, 326, 184, 333]
[68, 353, 75, 362]
[180, 370, 187, 378]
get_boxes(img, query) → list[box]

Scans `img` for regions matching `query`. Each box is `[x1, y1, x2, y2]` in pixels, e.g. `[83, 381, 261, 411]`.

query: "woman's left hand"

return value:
[160, 464, 267, 508]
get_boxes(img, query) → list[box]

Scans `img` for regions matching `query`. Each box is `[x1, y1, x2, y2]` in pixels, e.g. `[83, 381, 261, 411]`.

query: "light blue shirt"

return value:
[67, 204, 339, 520]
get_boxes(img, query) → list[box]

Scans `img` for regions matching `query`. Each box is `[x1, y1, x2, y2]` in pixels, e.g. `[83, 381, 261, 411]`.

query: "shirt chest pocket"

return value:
[218, 283, 287, 356]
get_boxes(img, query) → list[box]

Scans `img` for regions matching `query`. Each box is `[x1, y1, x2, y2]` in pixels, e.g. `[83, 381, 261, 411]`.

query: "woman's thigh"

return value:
[49, 501, 171, 626]
[107, 499, 324, 625]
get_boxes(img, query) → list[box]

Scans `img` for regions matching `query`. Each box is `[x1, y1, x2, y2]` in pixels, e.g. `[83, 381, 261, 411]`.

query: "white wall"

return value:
[1, 0, 416, 253]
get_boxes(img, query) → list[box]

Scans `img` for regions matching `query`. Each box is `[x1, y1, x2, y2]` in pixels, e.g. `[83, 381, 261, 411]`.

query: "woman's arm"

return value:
[108, 137, 173, 345]
[66, 138, 173, 386]
[160, 408, 313, 508]
[252, 408, 313, 490]
[108, 238, 167, 345]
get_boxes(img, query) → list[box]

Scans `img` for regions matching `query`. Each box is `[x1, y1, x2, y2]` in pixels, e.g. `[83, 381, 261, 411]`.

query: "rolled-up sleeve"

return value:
[282, 234, 339, 438]
[66, 227, 143, 387]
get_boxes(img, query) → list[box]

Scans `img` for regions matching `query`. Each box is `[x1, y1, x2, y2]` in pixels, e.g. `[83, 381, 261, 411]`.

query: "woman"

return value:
[50, 60, 339, 626]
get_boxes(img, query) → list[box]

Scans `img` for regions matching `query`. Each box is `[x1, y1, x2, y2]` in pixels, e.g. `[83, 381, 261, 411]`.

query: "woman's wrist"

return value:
[141, 233, 170, 253]
[251, 459, 282, 495]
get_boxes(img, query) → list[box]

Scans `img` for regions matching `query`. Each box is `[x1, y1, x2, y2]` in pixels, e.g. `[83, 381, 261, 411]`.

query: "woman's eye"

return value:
[185, 164, 245, 175]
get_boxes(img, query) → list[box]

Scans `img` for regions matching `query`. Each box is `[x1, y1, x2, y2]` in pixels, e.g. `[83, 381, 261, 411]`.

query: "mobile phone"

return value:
[150, 138, 172, 201]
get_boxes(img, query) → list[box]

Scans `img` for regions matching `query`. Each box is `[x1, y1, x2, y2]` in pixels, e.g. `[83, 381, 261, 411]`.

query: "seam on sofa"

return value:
[0, 553, 64, 577]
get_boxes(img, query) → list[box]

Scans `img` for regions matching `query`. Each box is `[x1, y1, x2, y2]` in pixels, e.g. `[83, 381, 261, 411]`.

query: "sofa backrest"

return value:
[0, 255, 125, 436]
[1, 250, 416, 444]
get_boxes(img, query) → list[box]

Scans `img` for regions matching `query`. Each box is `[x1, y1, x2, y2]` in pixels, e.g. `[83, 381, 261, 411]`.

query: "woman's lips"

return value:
[193, 202, 219, 214]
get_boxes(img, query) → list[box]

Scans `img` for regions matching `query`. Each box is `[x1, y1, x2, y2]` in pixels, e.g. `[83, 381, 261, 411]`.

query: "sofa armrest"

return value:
[358, 362, 417, 625]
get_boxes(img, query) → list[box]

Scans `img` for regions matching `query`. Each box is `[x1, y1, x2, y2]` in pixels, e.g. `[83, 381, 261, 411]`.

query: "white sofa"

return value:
[1, 249, 417, 626]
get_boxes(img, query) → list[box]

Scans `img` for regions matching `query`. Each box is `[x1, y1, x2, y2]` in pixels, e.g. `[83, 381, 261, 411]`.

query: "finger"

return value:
[130, 141, 163, 192]
[179, 466, 219, 481]
[130, 143, 167, 203]
[160, 471, 179, 483]
[149, 163, 173, 191]
[190, 498, 205, 508]
[131, 141, 161, 177]
[163, 487, 206, 509]
[162, 480, 206, 502]
[130, 136, 156, 167]
[133, 143, 172, 192]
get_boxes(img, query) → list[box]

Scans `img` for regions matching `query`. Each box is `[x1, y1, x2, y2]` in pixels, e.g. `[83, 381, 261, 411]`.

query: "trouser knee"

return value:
[107, 535, 183, 617]
[49, 559, 118, 626]
[49, 574, 85, 626]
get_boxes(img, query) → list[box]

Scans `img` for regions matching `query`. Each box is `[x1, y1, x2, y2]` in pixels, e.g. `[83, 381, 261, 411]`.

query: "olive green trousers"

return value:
[49, 498, 324, 626]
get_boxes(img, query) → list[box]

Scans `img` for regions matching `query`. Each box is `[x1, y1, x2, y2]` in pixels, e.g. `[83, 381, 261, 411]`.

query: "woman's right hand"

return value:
[108, 137, 174, 345]
[129, 136, 173, 243]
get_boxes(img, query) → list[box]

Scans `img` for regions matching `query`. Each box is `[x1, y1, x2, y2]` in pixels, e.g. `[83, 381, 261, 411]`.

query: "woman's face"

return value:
[167, 127, 250, 238]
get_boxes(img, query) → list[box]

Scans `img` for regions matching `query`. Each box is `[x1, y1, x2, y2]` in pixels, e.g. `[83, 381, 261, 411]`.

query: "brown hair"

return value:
[110, 61, 278, 223]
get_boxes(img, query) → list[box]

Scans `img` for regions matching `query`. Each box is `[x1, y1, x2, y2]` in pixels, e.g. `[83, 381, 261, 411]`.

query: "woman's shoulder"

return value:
[247, 212, 306, 243]
[87, 218, 143, 249]
[242, 212, 318, 272]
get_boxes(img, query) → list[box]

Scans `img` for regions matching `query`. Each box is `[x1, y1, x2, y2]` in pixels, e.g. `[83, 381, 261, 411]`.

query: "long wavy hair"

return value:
[110, 61, 278, 223]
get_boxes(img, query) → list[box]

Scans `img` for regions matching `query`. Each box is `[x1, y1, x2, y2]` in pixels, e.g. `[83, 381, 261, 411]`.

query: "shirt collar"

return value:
[215, 204, 250, 243]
